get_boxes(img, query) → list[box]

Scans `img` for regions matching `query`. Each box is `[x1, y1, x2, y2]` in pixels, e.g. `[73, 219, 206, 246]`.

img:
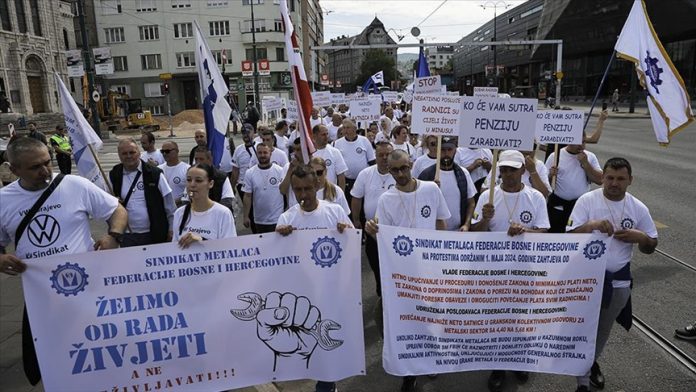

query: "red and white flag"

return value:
[280, 0, 315, 163]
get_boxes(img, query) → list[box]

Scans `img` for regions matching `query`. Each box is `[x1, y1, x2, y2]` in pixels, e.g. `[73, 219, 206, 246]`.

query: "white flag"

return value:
[193, 20, 233, 169]
[614, 0, 694, 145]
[54, 73, 108, 191]
[371, 70, 385, 85]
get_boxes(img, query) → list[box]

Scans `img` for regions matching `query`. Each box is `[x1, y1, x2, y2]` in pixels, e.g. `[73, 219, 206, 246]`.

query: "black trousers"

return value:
[547, 193, 578, 233]
[121, 232, 154, 247]
[56, 153, 71, 174]
[365, 234, 381, 297]
[255, 223, 276, 233]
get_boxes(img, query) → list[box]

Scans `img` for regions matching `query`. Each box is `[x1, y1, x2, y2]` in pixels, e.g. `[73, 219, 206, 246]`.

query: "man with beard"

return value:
[250, 128, 289, 168]
[333, 118, 375, 211]
[312, 124, 347, 191]
[242, 143, 284, 233]
[189, 129, 207, 165]
[418, 136, 476, 231]
[365, 149, 450, 392]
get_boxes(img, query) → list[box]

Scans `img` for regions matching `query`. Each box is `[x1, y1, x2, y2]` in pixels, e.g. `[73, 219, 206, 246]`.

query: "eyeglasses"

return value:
[389, 165, 410, 174]
[160, 149, 175, 154]
[315, 169, 325, 176]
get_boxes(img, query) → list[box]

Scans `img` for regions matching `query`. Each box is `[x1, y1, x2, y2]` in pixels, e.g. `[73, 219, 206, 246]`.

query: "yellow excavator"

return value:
[98, 91, 160, 132]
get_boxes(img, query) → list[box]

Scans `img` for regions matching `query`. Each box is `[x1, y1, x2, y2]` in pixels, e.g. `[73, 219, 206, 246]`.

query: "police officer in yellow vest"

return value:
[50, 125, 72, 174]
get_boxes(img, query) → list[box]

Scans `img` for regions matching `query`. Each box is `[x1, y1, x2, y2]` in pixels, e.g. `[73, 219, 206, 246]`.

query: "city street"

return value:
[2, 109, 696, 391]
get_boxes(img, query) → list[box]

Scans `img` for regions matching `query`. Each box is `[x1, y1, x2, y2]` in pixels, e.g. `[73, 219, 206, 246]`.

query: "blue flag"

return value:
[416, 47, 430, 78]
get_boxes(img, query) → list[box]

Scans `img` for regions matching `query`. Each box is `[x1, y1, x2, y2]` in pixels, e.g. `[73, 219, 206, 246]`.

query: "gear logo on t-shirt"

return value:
[621, 218, 635, 229]
[392, 235, 414, 256]
[356, 147, 363, 154]
[519, 210, 533, 224]
[310, 236, 342, 268]
[136, 181, 145, 191]
[421, 205, 432, 218]
[50, 262, 88, 296]
[325, 159, 333, 167]
[27, 214, 61, 247]
[173, 177, 182, 184]
[269, 177, 278, 186]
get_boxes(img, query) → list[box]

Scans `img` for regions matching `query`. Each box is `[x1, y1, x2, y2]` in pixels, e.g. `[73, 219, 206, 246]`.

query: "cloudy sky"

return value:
[322, 0, 528, 53]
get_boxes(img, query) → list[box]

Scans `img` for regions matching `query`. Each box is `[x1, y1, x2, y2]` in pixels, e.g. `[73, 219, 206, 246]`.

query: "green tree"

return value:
[355, 49, 398, 89]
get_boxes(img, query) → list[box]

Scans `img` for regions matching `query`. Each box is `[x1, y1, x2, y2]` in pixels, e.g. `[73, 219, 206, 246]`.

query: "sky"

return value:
[322, 0, 528, 53]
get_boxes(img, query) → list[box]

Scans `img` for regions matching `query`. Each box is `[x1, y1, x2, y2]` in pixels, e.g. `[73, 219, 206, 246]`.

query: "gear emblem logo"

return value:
[311, 237, 342, 268]
[583, 240, 607, 260]
[50, 262, 89, 296]
[644, 51, 663, 94]
[393, 235, 414, 256]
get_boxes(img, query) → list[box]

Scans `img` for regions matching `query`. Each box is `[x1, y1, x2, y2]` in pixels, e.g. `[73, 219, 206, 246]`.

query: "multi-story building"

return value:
[0, 0, 78, 114]
[452, 0, 696, 101]
[93, 0, 307, 115]
[427, 46, 453, 72]
[300, 0, 326, 89]
[326, 17, 397, 93]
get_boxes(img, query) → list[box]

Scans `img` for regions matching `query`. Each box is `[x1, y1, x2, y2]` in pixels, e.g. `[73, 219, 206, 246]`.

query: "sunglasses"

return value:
[160, 149, 175, 154]
[389, 166, 410, 174]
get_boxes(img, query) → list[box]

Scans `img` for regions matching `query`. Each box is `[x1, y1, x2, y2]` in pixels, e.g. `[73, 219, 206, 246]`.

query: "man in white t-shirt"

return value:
[274, 120, 290, 156]
[350, 141, 394, 296]
[482, 149, 551, 198]
[455, 147, 493, 196]
[310, 106, 323, 130]
[158, 141, 190, 206]
[140, 131, 165, 166]
[418, 136, 476, 231]
[333, 118, 375, 212]
[365, 149, 450, 392]
[231, 125, 257, 195]
[567, 157, 657, 392]
[242, 144, 285, 233]
[250, 129, 289, 168]
[411, 135, 438, 178]
[312, 124, 347, 191]
[326, 113, 343, 142]
[470, 149, 549, 392]
[546, 141, 602, 233]
[0, 137, 128, 386]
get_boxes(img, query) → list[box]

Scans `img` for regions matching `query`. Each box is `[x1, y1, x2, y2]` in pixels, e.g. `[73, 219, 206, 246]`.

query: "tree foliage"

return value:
[355, 49, 398, 87]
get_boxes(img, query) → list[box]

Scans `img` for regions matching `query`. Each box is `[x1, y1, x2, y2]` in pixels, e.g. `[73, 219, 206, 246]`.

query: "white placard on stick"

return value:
[474, 87, 499, 98]
[381, 91, 399, 103]
[350, 99, 381, 122]
[414, 75, 442, 95]
[311, 91, 331, 107]
[411, 94, 463, 136]
[460, 97, 538, 151]
[535, 110, 584, 145]
[262, 96, 283, 112]
[330, 93, 345, 106]
[286, 100, 299, 121]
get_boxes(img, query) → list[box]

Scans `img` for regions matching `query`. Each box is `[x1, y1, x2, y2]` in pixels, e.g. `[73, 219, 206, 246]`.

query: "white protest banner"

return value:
[23, 230, 365, 391]
[93, 47, 114, 75]
[535, 110, 584, 145]
[474, 87, 499, 98]
[460, 97, 537, 151]
[378, 226, 608, 376]
[382, 91, 399, 103]
[368, 94, 383, 102]
[402, 90, 414, 104]
[411, 94, 463, 136]
[262, 96, 283, 112]
[349, 99, 381, 122]
[66, 50, 83, 78]
[286, 100, 299, 121]
[311, 91, 331, 107]
[330, 93, 345, 106]
[414, 75, 441, 95]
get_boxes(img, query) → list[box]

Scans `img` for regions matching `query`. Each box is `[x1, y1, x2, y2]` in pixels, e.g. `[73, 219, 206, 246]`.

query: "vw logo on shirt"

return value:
[28, 214, 61, 247]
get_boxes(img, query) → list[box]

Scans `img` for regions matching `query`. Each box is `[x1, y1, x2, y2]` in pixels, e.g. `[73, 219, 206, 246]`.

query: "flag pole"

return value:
[434, 136, 442, 183]
[87, 144, 114, 195]
[488, 149, 499, 205]
[584, 51, 616, 130]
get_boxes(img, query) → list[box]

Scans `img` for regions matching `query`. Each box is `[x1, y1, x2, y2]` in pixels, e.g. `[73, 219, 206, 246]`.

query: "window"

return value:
[243, 19, 266, 33]
[139, 25, 159, 41]
[275, 47, 285, 62]
[0, 0, 11, 31]
[176, 52, 196, 67]
[29, 0, 41, 36]
[63, 29, 70, 50]
[209, 20, 230, 36]
[104, 27, 125, 43]
[141, 54, 162, 70]
[113, 56, 128, 71]
[245, 48, 267, 61]
[111, 84, 130, 95]
[212, 49, 232, 65]
[136, 0, 157, 12]
[274, 19, 283, 32]
[242, 0, 264, 4]
[14, 0, 27, 33]
[207, 0, 228, 6]
[520, 5, 543, 18]
[144, 82, 164, 97]
[508, 16, 516, 24]
[149, 105, 164, 115]
[171, 0, 190, 8]
[173, 23, 193, 38]
[102, 0, 122, 15]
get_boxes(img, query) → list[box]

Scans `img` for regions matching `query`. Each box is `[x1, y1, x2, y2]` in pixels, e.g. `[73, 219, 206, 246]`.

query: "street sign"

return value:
[320, 74, 330, 86]
[241, 60, 253, 77]
[258, 59, 270, 76]
[159, 73, 173, 80]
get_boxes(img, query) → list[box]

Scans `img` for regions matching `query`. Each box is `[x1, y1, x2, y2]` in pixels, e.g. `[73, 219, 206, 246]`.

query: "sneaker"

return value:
[487, 370, 505, 392]
[575, 386, 590, 392]
[401, 376, 417, 392]
[590, 361, 605, 389]
[675, 322, 696, 341]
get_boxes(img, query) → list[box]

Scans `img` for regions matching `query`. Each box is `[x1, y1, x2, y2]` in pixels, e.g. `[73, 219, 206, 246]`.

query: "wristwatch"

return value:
[107, 231, 124, 244]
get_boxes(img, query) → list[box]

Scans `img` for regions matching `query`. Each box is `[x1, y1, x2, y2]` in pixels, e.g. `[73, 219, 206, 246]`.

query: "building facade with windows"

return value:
[93, 0, 307, 115]
[426, 46, 453, 72]
[0, 0, 78, 114]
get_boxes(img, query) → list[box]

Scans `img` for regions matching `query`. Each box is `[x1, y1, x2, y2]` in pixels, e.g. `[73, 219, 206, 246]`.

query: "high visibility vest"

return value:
[50, 134, 71, 153]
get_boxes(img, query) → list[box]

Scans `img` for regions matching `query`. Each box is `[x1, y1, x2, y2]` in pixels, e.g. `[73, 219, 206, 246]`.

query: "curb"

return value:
[254, 383, 282, 392]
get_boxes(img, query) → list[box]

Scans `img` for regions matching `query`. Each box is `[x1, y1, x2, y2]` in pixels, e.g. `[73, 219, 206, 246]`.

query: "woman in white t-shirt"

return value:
[173, 164, 237, 248]
[374, 117, 393, 143]
[390, 125, 417, 161]
[309, 157, 351, 215]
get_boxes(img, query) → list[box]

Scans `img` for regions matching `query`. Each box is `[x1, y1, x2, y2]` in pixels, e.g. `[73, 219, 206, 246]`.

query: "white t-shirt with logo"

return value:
[231, 144, 257, 185]
[277, 200, 351, 230]
[110, 163, 173, 233]
[332, 135, 376, 179]
[288, 185, 350, 216]
[327, 124, 341, 141]
[0, 174, 119, 259]
[391, 142, 417, 162]
[249, 148, 289, 168]
[545, 148, 601, 201]
[376, 180, 451, 229]
[172, 202, 236, 242]
[142, 150, 165, 166]
[482, 159, 551, 193]
[242, 164, 285, 225]
[313, 146, 348, 184]
[567, 188, 657, 287]
[439, 169, 477, 231]
[275, 134, 289, 156]
[456, 148, 492, 182]
[158, 162, 190, 201]
[472, 185, 550, 232]
[412, 155, 437, 178]
[351, 166, 396, 220]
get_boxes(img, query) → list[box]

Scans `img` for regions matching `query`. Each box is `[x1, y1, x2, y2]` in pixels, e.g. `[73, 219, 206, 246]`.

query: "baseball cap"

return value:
[441, 136, 458, 148]
[498, 150, 525, 169]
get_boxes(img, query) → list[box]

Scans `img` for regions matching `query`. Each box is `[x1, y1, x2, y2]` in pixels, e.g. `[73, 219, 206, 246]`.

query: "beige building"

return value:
[300, 0, 326, 89]
[0, 0, 78, 114]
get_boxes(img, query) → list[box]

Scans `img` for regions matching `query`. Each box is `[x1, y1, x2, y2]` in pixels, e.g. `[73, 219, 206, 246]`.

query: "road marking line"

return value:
[653, 220, 668, 229]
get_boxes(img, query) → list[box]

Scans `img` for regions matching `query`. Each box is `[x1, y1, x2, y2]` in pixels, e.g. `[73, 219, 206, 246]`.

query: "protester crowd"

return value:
[1, 99, 676, 392]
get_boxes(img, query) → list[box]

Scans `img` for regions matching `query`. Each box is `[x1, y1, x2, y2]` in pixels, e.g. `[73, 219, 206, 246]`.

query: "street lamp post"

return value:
[481, 1, 510, 88]
[76, 0, 101, 136]
[250, 0, 261, 111]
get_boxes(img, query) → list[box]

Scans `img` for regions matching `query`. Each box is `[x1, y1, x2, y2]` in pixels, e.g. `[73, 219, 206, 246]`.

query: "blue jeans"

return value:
[315, 380, 336, 392]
